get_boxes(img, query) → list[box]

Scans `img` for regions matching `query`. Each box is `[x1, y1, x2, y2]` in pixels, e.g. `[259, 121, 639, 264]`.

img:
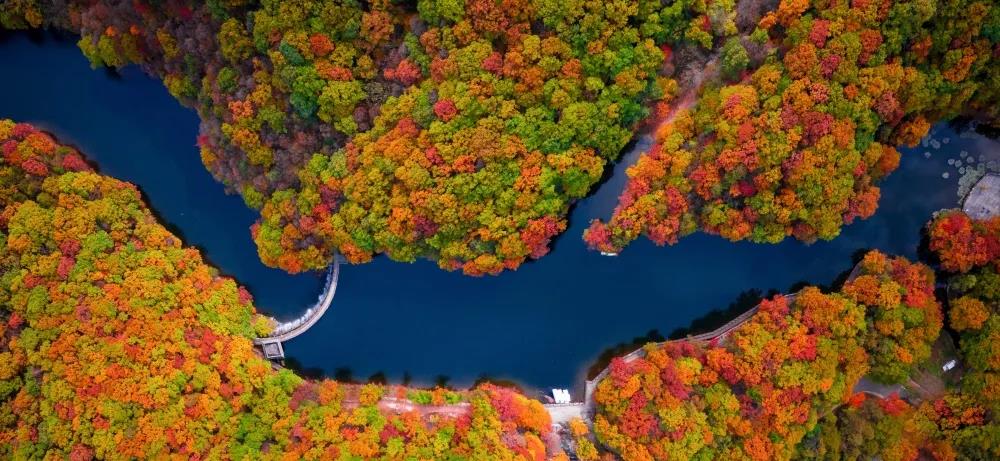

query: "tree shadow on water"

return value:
[472, 375, 525, 393]
[586, 288, 777, 380]
[667, 288, 774, 340]
[585, 329, 665, 380]
[434, 375, 451, 388]
[283, 357, 325, 380]
[367, 372, 388, 385]
[333, 367, 353, 382]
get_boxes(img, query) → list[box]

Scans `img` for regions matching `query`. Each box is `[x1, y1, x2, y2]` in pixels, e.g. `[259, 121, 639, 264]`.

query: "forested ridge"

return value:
[0, 120, 555, 459]
[587, 249, 951, 460]
[796, 211, 1000, 461]
[581, 216, 1000, 460]
[1, 118, 999, 458]
[3, 0, 996, 274]
[584, 0, 1000, 253]
[1, 0, 1000, 457]
[2, 0, 674, 274]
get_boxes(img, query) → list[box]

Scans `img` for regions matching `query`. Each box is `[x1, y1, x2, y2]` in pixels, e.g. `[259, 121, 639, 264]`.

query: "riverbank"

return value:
[3, 29, 998, 392]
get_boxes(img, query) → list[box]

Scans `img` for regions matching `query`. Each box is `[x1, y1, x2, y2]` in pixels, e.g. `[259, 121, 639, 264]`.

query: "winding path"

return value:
[583, 293, 795, 417]
[254, 256, 340, 359]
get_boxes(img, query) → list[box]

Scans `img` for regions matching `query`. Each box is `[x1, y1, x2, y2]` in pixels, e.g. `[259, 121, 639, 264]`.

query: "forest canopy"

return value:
[2, 0, 996, 274]
[1, 0, 1000, 457]
[590, 249, 944, 460]
[1, 117, 999, 459]
[0, 120, 554, 459]
[1, 0, 674, 274]
[584, 212, 1000, 460]
[584, 0, 1000, 254]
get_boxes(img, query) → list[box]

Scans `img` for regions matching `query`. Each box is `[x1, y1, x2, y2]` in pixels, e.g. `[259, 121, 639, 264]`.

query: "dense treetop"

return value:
[584, 0, 1000, 254]
[928, 209, 1000, 273]
[761, 212, 1000, 461]
[1, 115, 999, 460]
[593, 289, 868, 460]
[586, 231, 1000, 460]
[842, 251, 942, 385]
[0, 120, 554, 459]
[590, 249, 943, 460]
[4, 0, 995, 273]
[931, 211, 1000, 412]
[0, 0, 678, 274]
[798, 211, 1000, 461]
[0, 0, 998, 457]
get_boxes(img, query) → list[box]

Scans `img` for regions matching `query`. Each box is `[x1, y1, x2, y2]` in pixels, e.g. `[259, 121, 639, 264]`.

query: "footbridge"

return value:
[254, 256, 340, 359]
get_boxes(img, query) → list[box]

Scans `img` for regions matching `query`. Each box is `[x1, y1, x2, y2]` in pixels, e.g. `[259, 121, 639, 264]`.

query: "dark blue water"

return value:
[3, 31, 993, 392]
[0, 31, 326, 317]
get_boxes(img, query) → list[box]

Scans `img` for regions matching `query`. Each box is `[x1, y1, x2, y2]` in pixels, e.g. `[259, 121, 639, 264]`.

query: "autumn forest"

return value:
[1, 0, 1000, 460]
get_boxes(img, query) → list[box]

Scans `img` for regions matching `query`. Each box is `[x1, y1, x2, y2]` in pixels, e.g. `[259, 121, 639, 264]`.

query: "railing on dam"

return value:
[254, 256, 340, 359]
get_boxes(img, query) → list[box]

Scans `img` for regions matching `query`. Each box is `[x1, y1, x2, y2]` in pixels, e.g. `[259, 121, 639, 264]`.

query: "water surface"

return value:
[0, 31, 326, 319]
[2, 31, 993, 392]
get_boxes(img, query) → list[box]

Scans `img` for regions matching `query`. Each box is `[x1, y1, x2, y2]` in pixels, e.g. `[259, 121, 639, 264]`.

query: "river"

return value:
[3, 30, 996, 393]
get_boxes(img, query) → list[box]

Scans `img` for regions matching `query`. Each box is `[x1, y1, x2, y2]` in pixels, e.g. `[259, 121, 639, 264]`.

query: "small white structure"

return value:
[942, 359, 957, 372]
[600, 251, 618, 257]
[552, 389, 572, 404]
